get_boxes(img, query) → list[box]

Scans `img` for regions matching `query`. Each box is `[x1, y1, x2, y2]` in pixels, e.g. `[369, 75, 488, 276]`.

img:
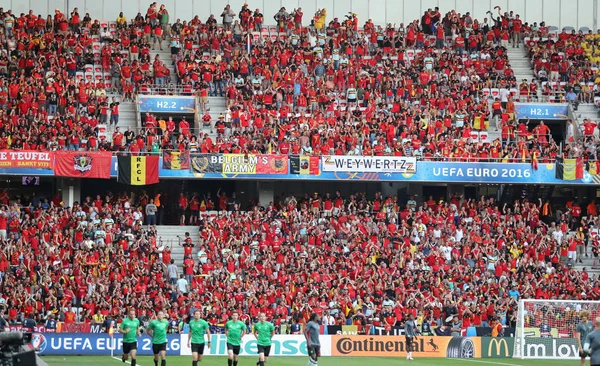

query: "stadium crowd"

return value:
[0, 4, 595, 162]
[0, 188, 598, 334]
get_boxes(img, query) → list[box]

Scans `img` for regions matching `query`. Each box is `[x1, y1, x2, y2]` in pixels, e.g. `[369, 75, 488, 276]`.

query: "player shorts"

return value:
[227, 343, 241, 355]
[152, 342, 167, 355]
[307, 345, 321, 358]
[123, 342, 137, 354]
[581, 350, 590, 358]
[191, 343, 205, 355]
[405, 336, 414, 349]
[257, 345, 271, 357]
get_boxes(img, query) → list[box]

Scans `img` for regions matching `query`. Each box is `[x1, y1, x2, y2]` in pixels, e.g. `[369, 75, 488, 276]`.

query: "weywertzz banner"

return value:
[53, 151, 112, 179]
[322, 155, 417, 173]
[0, 150, 53, 169]
[163, 151, 190, 170]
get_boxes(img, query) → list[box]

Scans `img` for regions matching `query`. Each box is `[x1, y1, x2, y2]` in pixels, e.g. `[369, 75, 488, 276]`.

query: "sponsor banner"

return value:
[330, 335, 481, 358]
[521, 337, 579, 358]
[180, 334, 332, 357]
[137, 95, 196, 113]
[322, 156, 417, 173]
[0, 150, 53, 169]
[482, 337, 515, 358]
[190, 154, 223, 175]
[33, 333, 181, 355]
[4, 325, 46, 333]
[54, 151, 112, 179]
[163, 151, 191, 170]
[514, 103, 569, 120]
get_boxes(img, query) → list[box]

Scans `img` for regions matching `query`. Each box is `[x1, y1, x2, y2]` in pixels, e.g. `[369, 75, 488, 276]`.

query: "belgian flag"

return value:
[117, 155, 159, 185]
[555, 157, 584, 181]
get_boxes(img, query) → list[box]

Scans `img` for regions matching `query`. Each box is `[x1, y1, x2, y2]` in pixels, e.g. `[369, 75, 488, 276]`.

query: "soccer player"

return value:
[405, 313, 418, 361]
[253, 313, 275, 366]
[583, 317, 600, 366]
[147, 310, 170, 366]
[187, 310, 212, 366]
[577, 310, 594, 366]
[119, 309, 141, 366]
[225, 312, 247, 366]
[304, 313, 321, 366]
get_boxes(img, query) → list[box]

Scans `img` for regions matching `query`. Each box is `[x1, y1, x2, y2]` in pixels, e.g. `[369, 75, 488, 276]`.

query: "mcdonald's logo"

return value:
[484, 338, 513, 358]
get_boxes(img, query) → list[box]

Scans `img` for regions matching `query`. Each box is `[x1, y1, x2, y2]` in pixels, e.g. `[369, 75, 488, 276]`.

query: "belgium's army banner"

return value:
[190, 154, 288, 175]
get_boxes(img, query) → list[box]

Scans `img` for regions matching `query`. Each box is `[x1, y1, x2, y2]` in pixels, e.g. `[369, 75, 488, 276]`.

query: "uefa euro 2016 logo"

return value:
[31, 333, 47, 353]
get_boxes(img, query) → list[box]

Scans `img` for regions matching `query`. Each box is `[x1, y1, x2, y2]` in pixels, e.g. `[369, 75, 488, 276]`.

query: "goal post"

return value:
[515, 299, 600, 359]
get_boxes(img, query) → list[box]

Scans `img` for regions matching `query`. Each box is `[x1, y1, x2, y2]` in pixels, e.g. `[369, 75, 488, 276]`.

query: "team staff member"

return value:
[405, 313, 418, 361]
[584, 317, 600, 366]
[119, 309, 141, 366]
[253, 313, 275, 366]
[148, 310, 170, 366]
[187, 310, 212, 366]
[577, 311, 594, 366]
[225, 312, 246, 366]
[304, 313, 321, 366]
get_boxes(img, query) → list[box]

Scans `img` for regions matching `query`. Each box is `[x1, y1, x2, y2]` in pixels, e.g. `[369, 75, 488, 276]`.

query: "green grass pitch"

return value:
[40, 356, 586, 366]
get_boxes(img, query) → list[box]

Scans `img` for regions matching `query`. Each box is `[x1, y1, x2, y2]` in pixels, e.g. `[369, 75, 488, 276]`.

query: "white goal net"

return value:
[515, 299, 600, 359]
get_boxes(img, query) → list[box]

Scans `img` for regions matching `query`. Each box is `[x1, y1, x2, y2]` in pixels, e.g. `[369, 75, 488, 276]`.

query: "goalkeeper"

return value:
[577, 310, 594, 366]
[583, 317, 600, 366]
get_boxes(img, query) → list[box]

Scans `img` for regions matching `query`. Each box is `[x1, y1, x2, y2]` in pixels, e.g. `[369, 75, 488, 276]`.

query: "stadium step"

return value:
[151, 40, 178, 84]
[574, 104, 599, 138]
[156, 225, 201, 272]
[506, 46, 535, 84]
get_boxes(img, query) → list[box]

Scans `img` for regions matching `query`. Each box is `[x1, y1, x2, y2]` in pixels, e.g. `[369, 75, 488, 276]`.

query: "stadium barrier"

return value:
[33, 333, 485, 358]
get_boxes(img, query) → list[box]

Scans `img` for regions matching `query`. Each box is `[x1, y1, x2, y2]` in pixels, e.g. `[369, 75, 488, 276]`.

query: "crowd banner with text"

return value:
[163, 151, 190, 170]
[322, 156, 417, 173]
[190, 154, 223, 175]
[290, 155, 320, 175]
[481, 337, 515, 358]
[180, 334, 331, 357]
[330, 335, 480, 358]
[53, 151, 112, 179]
[117, 156, 160, 185]
[0, 150, 53, 169]
[33, 333, 181, 356]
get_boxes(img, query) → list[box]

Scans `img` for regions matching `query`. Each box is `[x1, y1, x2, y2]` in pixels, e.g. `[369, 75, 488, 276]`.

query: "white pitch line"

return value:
[111, 356, 142, 366]
[462, 359, 523, 366]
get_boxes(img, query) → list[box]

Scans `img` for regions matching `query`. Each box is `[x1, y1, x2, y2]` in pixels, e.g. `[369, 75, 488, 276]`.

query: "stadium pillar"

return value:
[257, 181, 275, 207]
[56, 178, 82, 207]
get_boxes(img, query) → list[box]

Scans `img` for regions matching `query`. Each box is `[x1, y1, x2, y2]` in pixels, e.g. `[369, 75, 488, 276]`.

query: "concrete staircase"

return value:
[574, 104, 599, 139]
[506, 45, 533, 83]
[203, 96, 227, 137]
[156, 225, 201, 270]
[151, 39, 178, 84]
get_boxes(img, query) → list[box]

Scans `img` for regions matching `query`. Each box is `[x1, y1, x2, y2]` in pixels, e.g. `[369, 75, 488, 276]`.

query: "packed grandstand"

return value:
[0, 1, 599, 342]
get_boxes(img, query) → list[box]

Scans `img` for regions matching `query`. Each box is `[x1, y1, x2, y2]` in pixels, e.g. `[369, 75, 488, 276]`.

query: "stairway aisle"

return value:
[156, 225, 201, 273]
[506, 45, 534, 85]
[151, 39, 178, 84]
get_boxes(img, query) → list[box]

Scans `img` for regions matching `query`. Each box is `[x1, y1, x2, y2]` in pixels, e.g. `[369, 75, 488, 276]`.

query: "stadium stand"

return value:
[0, 3, 597, 337]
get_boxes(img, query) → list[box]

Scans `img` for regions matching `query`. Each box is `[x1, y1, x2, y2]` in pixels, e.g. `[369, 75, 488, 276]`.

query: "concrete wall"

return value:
[8, 0, 599, 32]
